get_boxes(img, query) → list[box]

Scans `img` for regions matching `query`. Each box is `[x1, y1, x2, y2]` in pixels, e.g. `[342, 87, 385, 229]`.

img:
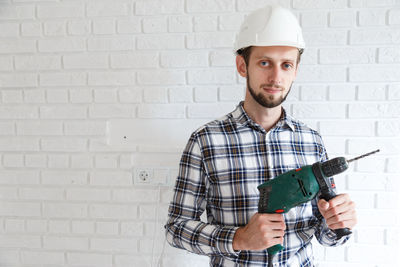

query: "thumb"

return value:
[318, 199, 329, 211]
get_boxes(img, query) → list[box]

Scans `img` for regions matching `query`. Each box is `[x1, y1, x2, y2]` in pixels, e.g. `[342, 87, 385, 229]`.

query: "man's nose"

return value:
[268, 66, 282, 85]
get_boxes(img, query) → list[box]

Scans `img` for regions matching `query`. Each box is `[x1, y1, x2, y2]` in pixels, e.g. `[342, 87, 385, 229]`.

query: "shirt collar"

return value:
[230, 101, 295, 133]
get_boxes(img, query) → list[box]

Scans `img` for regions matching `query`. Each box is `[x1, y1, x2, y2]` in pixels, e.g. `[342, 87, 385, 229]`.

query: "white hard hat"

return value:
[234, 5, 305, 53]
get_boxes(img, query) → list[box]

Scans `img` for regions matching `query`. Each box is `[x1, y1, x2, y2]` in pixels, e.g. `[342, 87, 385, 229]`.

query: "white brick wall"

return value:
[0, 1, 399, 267]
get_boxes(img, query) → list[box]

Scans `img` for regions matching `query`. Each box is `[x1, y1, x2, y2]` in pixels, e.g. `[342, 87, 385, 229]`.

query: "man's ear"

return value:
[236, 55, 247, 78]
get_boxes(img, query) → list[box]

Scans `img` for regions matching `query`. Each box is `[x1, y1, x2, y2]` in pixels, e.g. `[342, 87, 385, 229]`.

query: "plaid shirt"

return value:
[165, 102, 349, 266]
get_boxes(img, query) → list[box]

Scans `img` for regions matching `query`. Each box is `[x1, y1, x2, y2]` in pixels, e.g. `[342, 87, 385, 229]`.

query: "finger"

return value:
[324, 201, 356, 219]
[318, 199, 329, 211]
[328, 193, 350, 208]
[327, 218, 357, 230]
[325, 209, 357, 226]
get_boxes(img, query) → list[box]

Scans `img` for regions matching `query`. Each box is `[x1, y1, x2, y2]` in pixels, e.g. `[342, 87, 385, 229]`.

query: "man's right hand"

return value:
[232, 213, 286, 251]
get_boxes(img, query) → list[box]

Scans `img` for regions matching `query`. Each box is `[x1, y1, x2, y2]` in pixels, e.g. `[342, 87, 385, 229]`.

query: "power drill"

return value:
[257, 149, 380, 267]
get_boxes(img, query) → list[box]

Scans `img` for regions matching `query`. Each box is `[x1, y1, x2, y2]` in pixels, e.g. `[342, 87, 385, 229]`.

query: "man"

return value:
[165, 5, 357, 267]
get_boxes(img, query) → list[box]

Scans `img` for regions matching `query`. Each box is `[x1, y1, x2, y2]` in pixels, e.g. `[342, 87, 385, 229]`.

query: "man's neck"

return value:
[243, 96, 283, 132]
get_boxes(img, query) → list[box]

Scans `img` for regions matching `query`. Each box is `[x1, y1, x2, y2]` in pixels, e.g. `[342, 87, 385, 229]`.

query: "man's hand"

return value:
[232, 213, 286, 251]
[317, 193, 357, 230]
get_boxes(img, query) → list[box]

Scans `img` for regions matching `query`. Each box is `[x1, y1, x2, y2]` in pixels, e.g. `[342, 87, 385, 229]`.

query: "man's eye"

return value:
[260, 61, 269, 66]
[283, 63, 292, 69]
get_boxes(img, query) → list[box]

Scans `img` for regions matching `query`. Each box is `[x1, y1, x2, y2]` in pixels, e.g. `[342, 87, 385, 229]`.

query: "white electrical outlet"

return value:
[135, 169, 153, 184]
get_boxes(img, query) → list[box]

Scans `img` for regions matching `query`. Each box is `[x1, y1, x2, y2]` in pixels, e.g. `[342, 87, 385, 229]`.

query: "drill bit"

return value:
[347, 149, 380, 163]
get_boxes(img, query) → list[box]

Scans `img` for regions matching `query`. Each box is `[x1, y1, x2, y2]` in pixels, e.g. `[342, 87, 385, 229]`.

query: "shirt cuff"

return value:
[212, 226, 240, 256]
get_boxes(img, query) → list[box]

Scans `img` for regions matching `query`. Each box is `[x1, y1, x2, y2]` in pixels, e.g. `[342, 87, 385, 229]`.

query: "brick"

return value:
[0, 23, 19, 37]
[187, 103, 236, 118]
[112, 188, 158, 202]
[26, 219, 47, 233]
[350, 65, 400, 82]
[67, 20, 91, 35]
[2, 235, 41, 248]
[44, 236, 88, 250]
[187, 0, 234, 13]
[302, 30, 347, 46]
[40, 106, 87, 119]
[20, 187, 64, 200]
[379, 47, 400, 63]
[300, 11, 327, 28]
[40, 72, 86, 86]
[186, 32, 235, 48]
[319, 47, 375, 64]
[356, 156, 386, 172]
[111, 52, 158, 69]
[293, 0, 346, 8]
[137, 34, 185, 50]
[117, 18, 141, 34]
[49, 220, 70, 233]
[48, 154, 69, 169]
[296, 65, 346, 82]
[67, 188, 111, 201]
[88, 37, 134, 51]
[0, 5, 35, 20]
[219, 86, 245, 102]
[300, 85, 327, 101]
[63, 54, 108, 69]
[42, 171, 87, 185]
[357, 83, 386, 100]
[0, 170, 40, 185]
[24, 89, 46, 103]
[44, 203, 87, 218]
[94, 89, 118, 103]
[46, 89, 68, 103]
[88, 72, 135, 86]
[3, 154, 24, 168]
[349, 103, 400, 118]
[0, 137, 39, 151]
[71, 154, 93, 169]
[39, 38, 85, 52]
[358, 9, 386, 26]
[138, 104, 185, 119]
[388, 84, 400, 99]
[89, 104, 134, 118]
[376, 192, 398, 209]
[194, 86, 218, 102]
[143, 87, 168, 103]
[347, 192, 375, 209]
[15, 55, 61, 70]
[89, 204, 138, 219]
[219, 13, 244, 31]
[351, 29, 400, 45]
[329, 10, 356, 27]
[21, 251, 64, 265]
[44, 21, 66, 36]
[0, 188, 18, 200]
[388, 9, 400, 24]
[70, 89, 93, 103]
[96, 221, 118, 235]
[120, 222, 144, 236]
[293, 103, 346, 119]
[91, 237, 138, 252]
[138, 70, 185, 85]
[72, 221, 95, 234]
[2, 90, 23, 103]
[161, 51, 208, 68]
[194, 15, 218, 31]
[210, 51, 235, 67]
[41, 138, 87, 152]
[67, 253, 112, 267]
[0, 56, 13, 71]
[17, 121, 62, 136]
[168, 87, 192, 103]
[168, 15, 192, 32]
[377, 120, 400, 136]
[90, 171, 132, 186]
[65, 121, 108, 136]
[25, 154, 47, 168]
[38, 3, 84, 18]
[0, 202, 41, 217]
[93, 19, 116, 34]
[118, 88, 142, 103]
[0, 122, 14, 135]
[347, 244, 396, 264]
[135, 0, 184, 15]
[328, 84, 356, 101]
[348, 138, 400, 156]
[87, 2, 130, 17]
[385, 228, 399, 246]
[143, 17, 167, 33]
[21, 22, 42, 37]
[95, 154, 118, 168]
[0, 73, 37, 88]
[188, 68, 235, 84]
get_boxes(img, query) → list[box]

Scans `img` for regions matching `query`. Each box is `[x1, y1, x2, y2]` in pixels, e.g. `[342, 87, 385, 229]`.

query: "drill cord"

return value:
[268, 254, 274, 267]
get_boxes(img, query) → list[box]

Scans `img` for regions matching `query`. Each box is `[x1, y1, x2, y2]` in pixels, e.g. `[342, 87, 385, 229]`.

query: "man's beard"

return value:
[247, 74, 291, 108]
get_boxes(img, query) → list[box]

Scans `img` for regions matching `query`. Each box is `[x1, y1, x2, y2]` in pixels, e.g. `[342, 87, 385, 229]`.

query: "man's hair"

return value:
[236, 46, 304, 66]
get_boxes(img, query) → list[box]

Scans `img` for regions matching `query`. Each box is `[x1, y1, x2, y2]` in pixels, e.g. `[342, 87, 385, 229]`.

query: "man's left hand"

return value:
[317, 193, 357, 230]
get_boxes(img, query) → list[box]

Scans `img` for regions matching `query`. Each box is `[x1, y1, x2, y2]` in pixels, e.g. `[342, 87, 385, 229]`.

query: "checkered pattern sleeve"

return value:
[164, 132, 240, 256]
[312, 136, 351, 246]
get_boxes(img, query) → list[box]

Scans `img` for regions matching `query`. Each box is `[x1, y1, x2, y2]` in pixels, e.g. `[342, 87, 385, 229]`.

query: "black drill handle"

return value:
[320, 190, 352, 240]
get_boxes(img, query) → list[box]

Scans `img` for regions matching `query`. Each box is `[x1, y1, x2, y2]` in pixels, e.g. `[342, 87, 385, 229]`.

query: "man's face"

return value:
[237, 46, 299, 109]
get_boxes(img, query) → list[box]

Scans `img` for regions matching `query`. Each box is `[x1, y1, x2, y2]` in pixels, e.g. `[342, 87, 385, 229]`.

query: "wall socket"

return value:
[135, 169, 153, 184]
